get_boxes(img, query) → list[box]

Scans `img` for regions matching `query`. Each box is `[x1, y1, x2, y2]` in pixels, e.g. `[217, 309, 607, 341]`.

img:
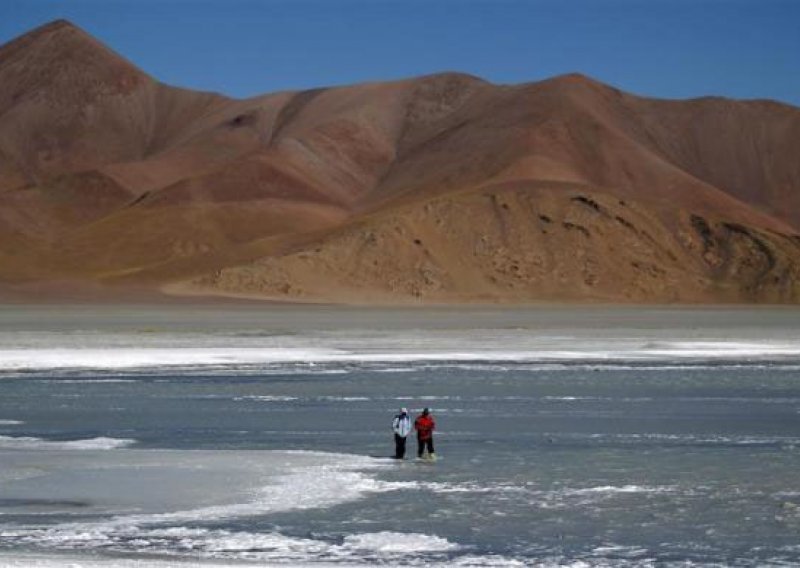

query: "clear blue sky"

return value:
[2, 0, 799, 105]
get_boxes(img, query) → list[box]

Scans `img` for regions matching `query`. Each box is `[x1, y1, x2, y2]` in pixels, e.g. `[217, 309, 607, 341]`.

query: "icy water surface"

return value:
[1, 305, 800, 566]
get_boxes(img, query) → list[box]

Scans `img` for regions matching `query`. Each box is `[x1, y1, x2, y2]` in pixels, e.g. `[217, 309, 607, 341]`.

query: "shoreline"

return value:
[1, 303, 799, 339]
[3, 280, 800, 309]
[0, 283, 800, 312]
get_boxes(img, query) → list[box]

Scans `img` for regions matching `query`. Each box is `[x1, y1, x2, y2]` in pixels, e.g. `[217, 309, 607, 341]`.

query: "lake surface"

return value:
[1, 305, 799, 566]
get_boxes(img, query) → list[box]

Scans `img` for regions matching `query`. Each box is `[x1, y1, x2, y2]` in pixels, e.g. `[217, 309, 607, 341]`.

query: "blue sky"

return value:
[1, 0, 798, 105]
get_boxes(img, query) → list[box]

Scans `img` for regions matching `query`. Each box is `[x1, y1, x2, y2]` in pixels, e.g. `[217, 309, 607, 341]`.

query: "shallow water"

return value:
[1, 306, 799, 566]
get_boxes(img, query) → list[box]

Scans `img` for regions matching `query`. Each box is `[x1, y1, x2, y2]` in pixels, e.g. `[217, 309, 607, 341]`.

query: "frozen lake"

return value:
[1, 305, 800, 566]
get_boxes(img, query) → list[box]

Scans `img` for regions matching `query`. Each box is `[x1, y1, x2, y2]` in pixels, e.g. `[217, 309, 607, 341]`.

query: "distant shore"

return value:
[3, 279, 800, 309]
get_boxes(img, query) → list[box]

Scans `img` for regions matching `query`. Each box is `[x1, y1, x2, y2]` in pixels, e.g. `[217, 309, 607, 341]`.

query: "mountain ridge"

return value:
[1, 20, 798, 303]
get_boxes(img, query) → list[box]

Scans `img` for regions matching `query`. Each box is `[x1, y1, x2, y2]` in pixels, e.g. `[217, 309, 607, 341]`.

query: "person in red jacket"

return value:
[414, 407, 436, 459]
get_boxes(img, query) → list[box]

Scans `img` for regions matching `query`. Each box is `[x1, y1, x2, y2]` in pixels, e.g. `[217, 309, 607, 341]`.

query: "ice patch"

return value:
[342, 531, 459, 553]
[0, 526, 464, 564]
[102, 452, 391, 526]
[561, 485, 675, 496]
[2, 334, 800, 373]
[0, 451, 467, 563]
[549, 432, 800, 447]
[644, 340, 800, 358]
[0, 347, 343, 371]
[233, 395, 299, 402]
[371, 479, 674, 505]
[374, 479, 529, 495]
[0, 436, 135, 450]
[34, 379, 136, 384]
[451, 555, 527, 566]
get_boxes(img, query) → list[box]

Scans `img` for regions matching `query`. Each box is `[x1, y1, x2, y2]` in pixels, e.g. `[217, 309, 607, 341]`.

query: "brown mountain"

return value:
[1, 20, 799, 303]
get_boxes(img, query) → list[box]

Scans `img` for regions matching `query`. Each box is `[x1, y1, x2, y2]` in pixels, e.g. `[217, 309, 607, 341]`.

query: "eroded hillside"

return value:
[1, 20, 798, 303]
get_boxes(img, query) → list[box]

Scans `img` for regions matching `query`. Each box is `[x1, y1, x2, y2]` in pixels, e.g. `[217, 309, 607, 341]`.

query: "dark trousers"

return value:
[394, 434, 407, 459]
[417, 435, 434, 457]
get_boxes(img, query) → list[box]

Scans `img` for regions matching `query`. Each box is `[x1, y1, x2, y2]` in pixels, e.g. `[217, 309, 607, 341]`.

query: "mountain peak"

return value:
[0, 17, 144, 72]
[543, 72, 614, 92]
[30, 18, 80, 33]
[1, 19, 93, 58]
[554, 72, 599, 83]
[0, 18, 150, 111]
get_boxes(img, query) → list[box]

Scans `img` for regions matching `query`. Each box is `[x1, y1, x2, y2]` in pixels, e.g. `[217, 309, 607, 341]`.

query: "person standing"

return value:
[414, 407, 436, 460]
[392, 407, 411, 459]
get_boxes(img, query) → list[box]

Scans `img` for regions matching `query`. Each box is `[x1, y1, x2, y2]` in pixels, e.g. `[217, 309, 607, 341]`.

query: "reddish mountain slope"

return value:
[1, 20, 798, 303]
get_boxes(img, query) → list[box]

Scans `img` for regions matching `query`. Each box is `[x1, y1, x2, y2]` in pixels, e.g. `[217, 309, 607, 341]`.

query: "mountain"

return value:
[1, 20, 799, 303]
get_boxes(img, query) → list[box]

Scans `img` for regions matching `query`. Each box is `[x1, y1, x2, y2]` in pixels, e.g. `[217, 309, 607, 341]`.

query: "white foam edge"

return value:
[0, 528, 465, 564]
[2, 339, 800, 371]
[0, 435, 135, 450]
[0, 545, 514, 568]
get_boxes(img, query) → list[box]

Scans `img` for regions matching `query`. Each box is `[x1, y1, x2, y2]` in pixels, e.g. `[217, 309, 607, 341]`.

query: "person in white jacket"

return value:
[392, 407, 412, 459]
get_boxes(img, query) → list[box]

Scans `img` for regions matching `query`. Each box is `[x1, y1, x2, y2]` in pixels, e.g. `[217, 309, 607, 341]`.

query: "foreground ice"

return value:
[0, 550, 522, 568]
[0, 447, 484, 564]
[0, 448, 386, 519]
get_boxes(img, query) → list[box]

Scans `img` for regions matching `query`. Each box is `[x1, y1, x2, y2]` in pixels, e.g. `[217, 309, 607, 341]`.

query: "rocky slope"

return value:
[1, 20, 799, 303]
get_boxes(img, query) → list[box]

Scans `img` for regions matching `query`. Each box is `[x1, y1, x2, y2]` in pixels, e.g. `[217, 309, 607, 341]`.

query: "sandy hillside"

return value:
[1, 20, 799, 303]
